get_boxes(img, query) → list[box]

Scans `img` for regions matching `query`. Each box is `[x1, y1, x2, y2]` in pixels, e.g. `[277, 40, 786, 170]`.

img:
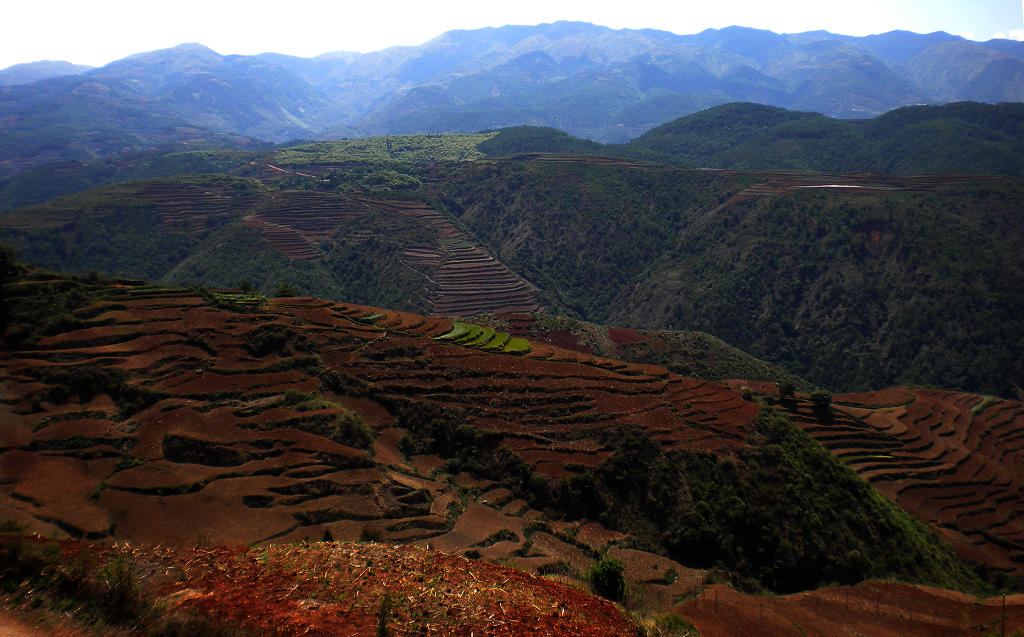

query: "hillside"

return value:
[2, 23, 1024, 177]
[0, 174, 542, 316]
[4, 535, 1021, 637]
[0, 60, 91, 86]
[3, 148, 1023, 398]
[721, 381, 1024, 579]
[0, 264, 994, 596]
[435, 155, 1024, 398]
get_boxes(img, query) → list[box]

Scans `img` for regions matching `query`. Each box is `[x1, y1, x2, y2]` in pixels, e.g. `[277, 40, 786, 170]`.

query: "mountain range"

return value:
[2, 22, 1024, 178]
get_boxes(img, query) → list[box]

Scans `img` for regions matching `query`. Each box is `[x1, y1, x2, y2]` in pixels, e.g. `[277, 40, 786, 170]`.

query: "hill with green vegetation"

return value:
[0, 149, 265, 211]
[3, 146, 1023, 398]
[433, 157, 1024, 398]
[628, 101, 1024, 177]
[0, 176, 441, 312]
[475, 126, 606, 156]
[606, 180, 1024, 397]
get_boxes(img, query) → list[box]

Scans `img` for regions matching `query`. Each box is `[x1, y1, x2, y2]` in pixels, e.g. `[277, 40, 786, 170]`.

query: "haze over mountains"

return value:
[2, 21, 1024, 178]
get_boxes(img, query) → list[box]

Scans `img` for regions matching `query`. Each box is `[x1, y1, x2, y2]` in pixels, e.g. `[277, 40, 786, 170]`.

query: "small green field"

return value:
[273, 133, 499, 165]
[434, 322, 531, 355]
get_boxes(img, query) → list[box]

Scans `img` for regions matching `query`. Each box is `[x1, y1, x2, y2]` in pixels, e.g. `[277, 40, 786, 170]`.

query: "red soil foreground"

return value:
[1, 536, 635, 637]
[168, 542, 635, 637]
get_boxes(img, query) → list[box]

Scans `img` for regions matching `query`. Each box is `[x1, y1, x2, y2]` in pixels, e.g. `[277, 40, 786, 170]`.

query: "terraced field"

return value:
[681, 581, 1024, 637]
[137, 181, 265, 233]
[239, 191, 370, 260]
[771, 386, 1024, 572]
[0, 172, 543, 315]
[138, 184, 542, 313]
[0, 275, 749, 601]
[377, 199, 542, 315]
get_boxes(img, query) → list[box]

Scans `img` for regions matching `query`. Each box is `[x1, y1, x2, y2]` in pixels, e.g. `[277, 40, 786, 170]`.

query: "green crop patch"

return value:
[502, 337, 531, 354]
[484, 332, 511, 351]
[462, 326, 495, 347]
[435, 322, 472, 341]
[454, 324, 484, 344]
[433, 322, 530, 354]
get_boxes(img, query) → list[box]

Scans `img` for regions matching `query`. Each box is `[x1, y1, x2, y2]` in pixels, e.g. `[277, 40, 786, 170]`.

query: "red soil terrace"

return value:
[773, 388, 1024, 573]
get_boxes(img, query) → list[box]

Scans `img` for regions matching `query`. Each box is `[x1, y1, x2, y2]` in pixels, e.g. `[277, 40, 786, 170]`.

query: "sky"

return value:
[2, 0, 1022, 70]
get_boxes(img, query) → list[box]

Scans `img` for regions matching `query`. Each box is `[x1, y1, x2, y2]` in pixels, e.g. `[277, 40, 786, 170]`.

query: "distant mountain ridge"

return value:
[626, 101, 1024, 177]
[2, 22, 1023, 177]
[0, 60, 92, 86]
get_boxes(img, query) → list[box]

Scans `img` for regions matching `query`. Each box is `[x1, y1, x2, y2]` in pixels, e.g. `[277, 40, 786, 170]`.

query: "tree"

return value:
[810, 389, 832, 412]
[778, 378, 796, 401]
[587, 556, 625, 602]
[274, 282, 297, 297]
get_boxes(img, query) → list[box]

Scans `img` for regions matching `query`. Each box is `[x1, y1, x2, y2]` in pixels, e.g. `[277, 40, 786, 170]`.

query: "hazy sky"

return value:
[2, 0, 1022, 69]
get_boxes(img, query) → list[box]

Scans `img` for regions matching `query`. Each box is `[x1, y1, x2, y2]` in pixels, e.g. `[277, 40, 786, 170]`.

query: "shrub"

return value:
[242, 324, 312, 357]
[587, 556, 626, 602]
[283, 390, 313, 406]
[274, 283, 297, 297]
[97, 554, 143, 622]
[810, 389, 832, 411]
[330, 411, 374, 449]
[0, 536, 144, 625]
